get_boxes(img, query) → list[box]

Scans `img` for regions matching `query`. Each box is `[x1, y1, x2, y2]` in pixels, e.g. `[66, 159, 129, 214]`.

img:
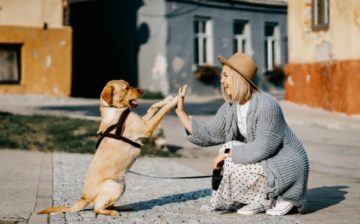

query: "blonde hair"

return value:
[221, 66, 256, 104]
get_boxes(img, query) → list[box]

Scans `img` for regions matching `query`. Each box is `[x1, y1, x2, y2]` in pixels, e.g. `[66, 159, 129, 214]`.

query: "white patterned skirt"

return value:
[206, 141, 270, 210]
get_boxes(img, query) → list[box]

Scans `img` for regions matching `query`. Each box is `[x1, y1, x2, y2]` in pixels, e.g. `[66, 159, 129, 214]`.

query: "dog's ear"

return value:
[101, 85, 114, 106]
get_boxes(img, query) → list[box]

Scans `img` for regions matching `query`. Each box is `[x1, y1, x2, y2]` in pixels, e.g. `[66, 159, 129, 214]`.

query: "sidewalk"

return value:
[0, 150, 52, 224]
[0, 94, 359, 223]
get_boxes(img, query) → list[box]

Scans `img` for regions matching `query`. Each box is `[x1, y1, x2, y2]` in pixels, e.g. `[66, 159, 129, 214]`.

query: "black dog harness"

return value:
[95, 108, 142, 149]
[95, 107, 211, 180]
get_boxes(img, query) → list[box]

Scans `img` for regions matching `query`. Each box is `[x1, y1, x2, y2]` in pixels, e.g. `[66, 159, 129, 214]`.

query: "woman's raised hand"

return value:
[175, 84, 192, 134]
[176, 84, 188, 113]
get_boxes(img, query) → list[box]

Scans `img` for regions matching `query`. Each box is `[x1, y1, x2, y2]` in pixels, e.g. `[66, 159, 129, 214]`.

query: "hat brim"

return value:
[218, 55, 258, 91]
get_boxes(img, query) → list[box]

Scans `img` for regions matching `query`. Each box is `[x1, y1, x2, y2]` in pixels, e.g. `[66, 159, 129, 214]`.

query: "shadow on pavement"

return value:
[306, 185, 348, 213]
[114, 189, 211, 212]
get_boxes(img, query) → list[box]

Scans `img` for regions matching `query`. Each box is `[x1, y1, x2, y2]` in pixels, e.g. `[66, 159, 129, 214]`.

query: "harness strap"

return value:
[101, 133, 142, 148]
[95, 108, 141, 149]
[115, 108, 130, 136]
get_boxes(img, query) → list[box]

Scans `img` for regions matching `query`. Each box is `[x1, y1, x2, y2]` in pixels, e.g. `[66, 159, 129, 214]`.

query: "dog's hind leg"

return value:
[94, 180, 125, 216]
[69, 197, 90, 212]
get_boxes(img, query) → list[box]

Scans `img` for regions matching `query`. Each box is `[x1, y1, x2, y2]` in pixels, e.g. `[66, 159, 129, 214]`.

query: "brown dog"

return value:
[38, 80, 179, 216]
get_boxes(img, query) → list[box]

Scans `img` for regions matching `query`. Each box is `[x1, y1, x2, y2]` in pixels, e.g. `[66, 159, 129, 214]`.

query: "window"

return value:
[233, 20, 251, 54]
[0, 44, 21, 84]
[312, 0, 329, 31]
[264, 22, 281, 71]
[193, 16, 213, 65]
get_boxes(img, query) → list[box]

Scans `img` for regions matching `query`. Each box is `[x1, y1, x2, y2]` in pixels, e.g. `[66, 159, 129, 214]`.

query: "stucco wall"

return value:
[285, 0, 360, 115]
[285, 60, 360, 115]
[138, 0, 169, 95]
[0, 0, 63, 28]
[0, 25, 72, 96]
[287, 0, 360, 63]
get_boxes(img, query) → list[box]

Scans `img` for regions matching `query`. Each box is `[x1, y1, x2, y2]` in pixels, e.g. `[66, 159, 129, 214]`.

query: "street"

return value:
[0, 94, 359, 223]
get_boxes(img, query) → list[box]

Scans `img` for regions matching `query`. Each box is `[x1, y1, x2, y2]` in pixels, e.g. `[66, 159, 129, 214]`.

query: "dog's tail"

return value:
[38, 197, 89, 214]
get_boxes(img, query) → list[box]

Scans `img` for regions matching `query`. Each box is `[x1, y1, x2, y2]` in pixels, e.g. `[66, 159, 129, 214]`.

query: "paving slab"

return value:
[0, 150, 52, 224]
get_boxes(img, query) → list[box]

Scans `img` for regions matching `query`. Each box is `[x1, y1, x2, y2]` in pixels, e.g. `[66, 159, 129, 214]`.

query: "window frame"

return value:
[264, 22, 281, 71]
[0, 43, 22, 85]
[193, 16, 213, 66]
[233, 19, 251, 55]
[312, 0, 329, 31]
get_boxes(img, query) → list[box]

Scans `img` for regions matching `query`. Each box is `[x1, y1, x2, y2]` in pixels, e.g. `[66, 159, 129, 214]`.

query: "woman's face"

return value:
[220, 66, 233, 97]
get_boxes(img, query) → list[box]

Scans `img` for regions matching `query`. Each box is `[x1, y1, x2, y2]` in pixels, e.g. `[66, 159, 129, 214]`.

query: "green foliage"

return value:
[195, 65, 220, 82]
[141, 89, 164, 99]
[0, 112, 98, 153]
[0, 112, 179, 157]
[264, 66, 285, 87]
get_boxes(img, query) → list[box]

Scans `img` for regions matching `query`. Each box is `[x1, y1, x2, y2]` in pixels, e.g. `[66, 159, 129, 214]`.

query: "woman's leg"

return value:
[201, 141, 244, 211]
[203, 141, 270, 213]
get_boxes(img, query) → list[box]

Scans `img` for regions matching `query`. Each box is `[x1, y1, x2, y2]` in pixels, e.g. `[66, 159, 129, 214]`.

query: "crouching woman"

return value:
[175, 52, 309, 215]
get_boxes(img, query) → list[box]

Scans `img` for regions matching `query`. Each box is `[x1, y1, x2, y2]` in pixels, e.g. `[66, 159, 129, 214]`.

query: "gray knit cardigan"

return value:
[187, 91, 309, 213]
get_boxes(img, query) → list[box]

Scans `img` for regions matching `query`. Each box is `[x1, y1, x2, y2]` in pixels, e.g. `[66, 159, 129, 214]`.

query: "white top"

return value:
[237, 100, 250, 139]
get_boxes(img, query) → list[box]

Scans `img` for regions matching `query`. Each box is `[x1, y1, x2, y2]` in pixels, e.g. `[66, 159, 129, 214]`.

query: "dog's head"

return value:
[100, 80, 143, 108]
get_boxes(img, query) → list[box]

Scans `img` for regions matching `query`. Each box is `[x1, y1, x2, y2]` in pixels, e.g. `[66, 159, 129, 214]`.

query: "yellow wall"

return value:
[0, 0, 63, 27]
[0, 25, 72, 96]
[288, 0, 360, 63]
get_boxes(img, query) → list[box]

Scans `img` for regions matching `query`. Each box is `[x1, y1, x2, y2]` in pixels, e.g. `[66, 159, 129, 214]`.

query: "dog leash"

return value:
[128, 170, 211, 179]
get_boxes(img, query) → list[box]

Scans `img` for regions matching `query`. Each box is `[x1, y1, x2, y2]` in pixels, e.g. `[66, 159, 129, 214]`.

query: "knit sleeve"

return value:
[186, 102, 228, 147]
[231, 97, 285, 164]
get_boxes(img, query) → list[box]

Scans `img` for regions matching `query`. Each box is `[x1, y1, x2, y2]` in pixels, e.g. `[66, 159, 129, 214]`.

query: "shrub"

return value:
[264, 66, 285, 87]
[195, 65, 220, 82]
[141, 89, 164, 99]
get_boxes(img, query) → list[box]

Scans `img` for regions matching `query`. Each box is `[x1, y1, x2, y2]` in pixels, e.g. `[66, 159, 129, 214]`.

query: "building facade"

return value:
[0, 0, 287, 98]
[0, 0, 72, 96]
[285, 0, 360, 115]
[138, 0, 288, 96]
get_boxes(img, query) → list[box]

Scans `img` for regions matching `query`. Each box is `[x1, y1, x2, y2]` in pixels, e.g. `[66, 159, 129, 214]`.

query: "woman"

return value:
[175, 52, 309, 215]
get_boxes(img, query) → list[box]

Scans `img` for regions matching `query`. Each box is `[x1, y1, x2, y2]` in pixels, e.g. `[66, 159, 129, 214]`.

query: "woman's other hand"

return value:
[212, 153, 229, 170]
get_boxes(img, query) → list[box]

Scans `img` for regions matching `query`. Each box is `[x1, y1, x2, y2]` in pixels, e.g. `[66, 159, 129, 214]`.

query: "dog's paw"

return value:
[110, 210, 120, 216]
[164, 95, 174, 103]
[169, 95, 179, 107]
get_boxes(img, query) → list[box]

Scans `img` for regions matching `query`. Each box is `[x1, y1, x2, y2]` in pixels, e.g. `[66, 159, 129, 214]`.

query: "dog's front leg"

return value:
[144, 96, 179, 137]
[142, 96, 174, 121]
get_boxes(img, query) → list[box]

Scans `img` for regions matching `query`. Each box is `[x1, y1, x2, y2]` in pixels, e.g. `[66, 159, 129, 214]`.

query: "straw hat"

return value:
[218, 52, 258, 90]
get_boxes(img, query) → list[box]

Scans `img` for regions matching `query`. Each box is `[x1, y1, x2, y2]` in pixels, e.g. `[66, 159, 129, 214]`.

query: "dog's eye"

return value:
[125, 86, 130, 90]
